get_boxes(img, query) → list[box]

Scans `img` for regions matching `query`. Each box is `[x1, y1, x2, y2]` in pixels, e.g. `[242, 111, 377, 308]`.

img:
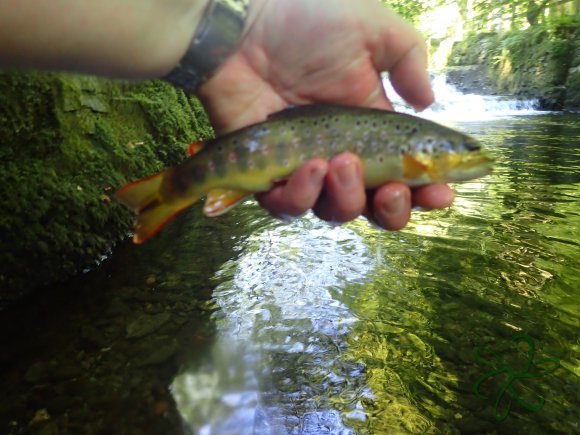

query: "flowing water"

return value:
[1, 78, 578, 434]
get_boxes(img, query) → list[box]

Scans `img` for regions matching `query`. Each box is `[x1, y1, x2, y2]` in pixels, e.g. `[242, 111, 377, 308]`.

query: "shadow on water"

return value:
[0, 204, 271, 434]
[0, 114, 578, 434]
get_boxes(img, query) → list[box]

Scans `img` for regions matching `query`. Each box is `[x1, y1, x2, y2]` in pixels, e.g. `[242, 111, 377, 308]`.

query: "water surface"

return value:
[1, 114, 578, 434]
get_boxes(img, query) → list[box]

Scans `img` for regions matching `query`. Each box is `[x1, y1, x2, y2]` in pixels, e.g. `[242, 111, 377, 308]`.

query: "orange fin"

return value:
[115, 172, 197, 244]
[187, 140, 205, 156]
[203, 188, 251, 217]
[403, 154, 428, 179]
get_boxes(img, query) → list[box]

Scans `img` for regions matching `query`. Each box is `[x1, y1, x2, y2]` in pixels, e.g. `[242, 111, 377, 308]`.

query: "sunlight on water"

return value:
[172, 218, 375, 434]
[382, 74, 549, 121]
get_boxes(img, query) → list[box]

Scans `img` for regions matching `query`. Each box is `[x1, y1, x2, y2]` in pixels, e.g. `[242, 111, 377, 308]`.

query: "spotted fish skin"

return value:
[116, 104, 493, 243]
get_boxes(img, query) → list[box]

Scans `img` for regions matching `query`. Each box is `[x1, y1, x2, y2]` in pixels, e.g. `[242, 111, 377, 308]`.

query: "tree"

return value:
[526, 0, 552, 25]
[380, 0, 431, 23]
[472, 0, 561, 28]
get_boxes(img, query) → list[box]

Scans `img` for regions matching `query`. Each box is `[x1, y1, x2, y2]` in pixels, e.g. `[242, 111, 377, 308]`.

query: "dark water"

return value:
[1, 114, 578, 434]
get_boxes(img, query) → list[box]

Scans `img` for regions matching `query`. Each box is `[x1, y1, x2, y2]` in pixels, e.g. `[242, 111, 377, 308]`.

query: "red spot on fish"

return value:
[229, 152, 238, 162]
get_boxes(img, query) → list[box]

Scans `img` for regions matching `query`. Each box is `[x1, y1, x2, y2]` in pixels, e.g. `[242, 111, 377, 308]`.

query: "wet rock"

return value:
[0, 72, 213, 306]
[81, 324, 109, 348]
[135, 337, 178, 366]
[80, 95, 108, 112]
[24, 362, 50, 384]
[37, 421, 60, 435]
[49, 364, 83, 381]
[126, 312, 172, 339]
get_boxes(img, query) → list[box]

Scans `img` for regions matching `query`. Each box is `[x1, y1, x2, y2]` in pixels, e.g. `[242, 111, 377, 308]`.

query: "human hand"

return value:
[198, 0, 454, 229]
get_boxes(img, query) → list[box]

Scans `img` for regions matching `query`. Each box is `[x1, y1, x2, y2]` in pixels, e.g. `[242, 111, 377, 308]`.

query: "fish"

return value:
[116, 104, 494, 243]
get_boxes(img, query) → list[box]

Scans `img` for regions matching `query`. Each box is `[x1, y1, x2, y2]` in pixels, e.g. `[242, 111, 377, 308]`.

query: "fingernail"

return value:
[336, 162, 358, 189]
[382, 190, 406, 216]
[310, 166, 326, 187]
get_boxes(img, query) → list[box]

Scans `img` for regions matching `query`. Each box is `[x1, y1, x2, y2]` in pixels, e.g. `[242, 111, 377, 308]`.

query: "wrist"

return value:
[163, 0, 257, 93]
[145, 0, 211, 78]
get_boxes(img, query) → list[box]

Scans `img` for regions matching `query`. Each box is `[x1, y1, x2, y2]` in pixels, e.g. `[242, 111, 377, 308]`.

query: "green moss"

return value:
[0, 71, 213, 304]
[565, 70, 580, 109]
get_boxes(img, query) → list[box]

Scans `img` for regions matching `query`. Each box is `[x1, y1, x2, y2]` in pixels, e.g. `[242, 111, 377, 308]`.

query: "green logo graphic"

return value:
[472, 333, 560, 422]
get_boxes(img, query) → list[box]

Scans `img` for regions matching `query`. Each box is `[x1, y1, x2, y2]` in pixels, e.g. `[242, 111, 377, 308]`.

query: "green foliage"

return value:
[545, 13, 580, 39]
[564, 70, 580, 108]
[472, 0, 555, 27]
[380, 0, 432, 23]
[0, 71, 213, 303]
[448, 15, 579, 109]
[448, 32, 501, 66]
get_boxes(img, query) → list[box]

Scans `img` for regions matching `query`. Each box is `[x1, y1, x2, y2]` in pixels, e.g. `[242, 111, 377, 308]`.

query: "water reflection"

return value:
[172, 217, 373, 433]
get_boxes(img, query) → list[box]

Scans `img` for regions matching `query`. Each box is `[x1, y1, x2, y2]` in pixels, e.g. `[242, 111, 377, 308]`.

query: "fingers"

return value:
[257, 153, 367, 225]
[313, 153, 366, 224]
[256, 158, 328, 219]
[257, 155, 455, 230]
[388, 46, 434, 111]
[369, 8, 434, 111]
[367, 183, 411, 231]
[411, 184, 455, 209]
[366, 183, 455, 230]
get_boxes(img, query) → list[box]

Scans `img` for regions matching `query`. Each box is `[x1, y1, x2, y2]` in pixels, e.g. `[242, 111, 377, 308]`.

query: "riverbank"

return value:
[447, 17, 580, 110]
[0, 72, 213, 307]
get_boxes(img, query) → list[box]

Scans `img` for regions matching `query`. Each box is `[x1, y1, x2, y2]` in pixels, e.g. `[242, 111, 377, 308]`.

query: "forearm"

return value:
[0, 0, 210, 78]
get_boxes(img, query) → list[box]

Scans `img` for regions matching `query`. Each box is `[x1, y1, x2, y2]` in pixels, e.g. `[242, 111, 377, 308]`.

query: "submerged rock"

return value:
[126, 312, 172, 339]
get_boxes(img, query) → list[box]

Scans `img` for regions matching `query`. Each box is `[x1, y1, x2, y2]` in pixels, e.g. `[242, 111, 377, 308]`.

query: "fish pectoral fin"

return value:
[187, 140, 205, 156]
[203, 188, 252, 217]
[403, 154, 428, 179]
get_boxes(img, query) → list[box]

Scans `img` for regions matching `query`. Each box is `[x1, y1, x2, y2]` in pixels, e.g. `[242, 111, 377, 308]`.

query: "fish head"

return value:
[408, 130, 494, 184]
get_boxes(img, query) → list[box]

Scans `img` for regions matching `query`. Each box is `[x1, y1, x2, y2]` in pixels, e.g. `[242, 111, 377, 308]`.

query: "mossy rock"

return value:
[565, 69, 580, 110]
[447, 21, 580, 109]
[0, 71, 213, 305]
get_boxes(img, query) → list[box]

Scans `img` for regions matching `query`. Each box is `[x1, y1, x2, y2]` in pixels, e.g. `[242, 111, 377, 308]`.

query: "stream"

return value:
[1, 77, 578, 434]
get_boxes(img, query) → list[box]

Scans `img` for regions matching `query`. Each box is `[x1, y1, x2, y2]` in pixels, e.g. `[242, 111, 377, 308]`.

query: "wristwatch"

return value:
[163, 0, 251, 93]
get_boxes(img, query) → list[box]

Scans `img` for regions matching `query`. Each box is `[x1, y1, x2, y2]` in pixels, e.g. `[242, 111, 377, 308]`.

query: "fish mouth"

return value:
[447, 153, 495, 182]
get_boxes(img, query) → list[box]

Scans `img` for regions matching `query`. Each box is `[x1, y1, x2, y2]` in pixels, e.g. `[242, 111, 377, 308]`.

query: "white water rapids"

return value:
[384, 73, 546, 121]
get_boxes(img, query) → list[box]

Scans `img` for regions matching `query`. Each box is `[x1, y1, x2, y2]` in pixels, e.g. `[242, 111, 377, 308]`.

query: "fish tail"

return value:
[115, 171, 198, 244]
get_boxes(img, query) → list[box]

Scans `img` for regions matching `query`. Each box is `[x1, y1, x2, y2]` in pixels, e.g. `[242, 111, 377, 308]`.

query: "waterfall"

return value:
[383, 73, 546, 121]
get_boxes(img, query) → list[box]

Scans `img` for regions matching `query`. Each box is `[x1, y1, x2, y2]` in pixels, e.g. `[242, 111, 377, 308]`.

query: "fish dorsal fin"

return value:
[203, 188, 252, 217]
[187, 140, 205, 156]
[403, 154, 428, 179]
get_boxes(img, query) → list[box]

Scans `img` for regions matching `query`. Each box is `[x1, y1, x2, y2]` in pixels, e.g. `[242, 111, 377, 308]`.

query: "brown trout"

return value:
[116, 105, 493, 243]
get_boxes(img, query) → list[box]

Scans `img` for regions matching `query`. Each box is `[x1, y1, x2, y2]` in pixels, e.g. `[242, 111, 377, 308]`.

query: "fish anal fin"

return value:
[403, 154, 428, 180]
[133, 202, 191, 244]
[187, 140, 205, 156]
[204, 188, 251, 217]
